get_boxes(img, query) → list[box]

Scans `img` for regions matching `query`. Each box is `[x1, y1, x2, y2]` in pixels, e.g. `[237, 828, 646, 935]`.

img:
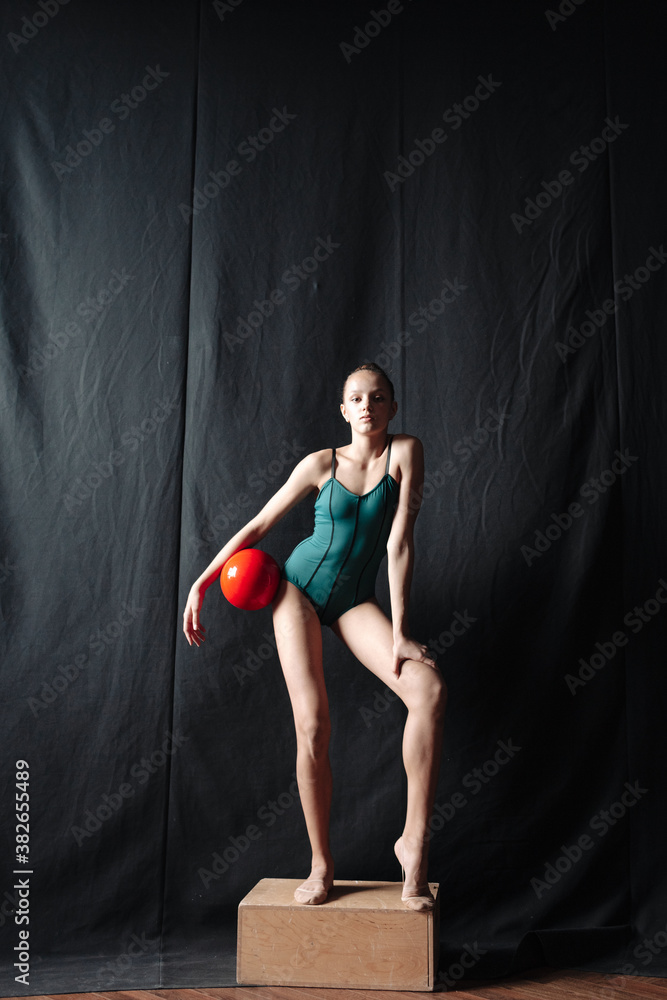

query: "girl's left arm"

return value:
[386, 435, 436, 676]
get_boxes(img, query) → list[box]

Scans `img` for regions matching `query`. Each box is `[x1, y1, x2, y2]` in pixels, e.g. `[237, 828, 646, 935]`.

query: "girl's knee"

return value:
[295, 715, 331, 758]
[407, 664, 447, 717]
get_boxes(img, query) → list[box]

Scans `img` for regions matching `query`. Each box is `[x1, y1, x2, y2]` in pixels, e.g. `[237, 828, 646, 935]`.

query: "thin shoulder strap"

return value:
[385, 435, 393, 474]
[331, 447, 336, 480]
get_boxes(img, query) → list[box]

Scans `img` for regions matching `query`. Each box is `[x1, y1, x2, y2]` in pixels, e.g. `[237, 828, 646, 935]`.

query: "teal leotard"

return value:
[282, 436, 399, 627]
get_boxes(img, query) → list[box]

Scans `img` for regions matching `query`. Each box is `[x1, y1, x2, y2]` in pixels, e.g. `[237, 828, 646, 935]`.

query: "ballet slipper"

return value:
[394, 837, 435, 912]
[293, 876, 333, 905]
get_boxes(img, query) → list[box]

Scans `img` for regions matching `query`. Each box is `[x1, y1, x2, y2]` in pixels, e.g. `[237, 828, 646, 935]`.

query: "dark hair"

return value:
[340, 363, 395, 403]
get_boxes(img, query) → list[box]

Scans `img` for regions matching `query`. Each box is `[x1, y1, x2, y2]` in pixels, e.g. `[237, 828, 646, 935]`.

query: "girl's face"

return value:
[340, 371, 397, 432]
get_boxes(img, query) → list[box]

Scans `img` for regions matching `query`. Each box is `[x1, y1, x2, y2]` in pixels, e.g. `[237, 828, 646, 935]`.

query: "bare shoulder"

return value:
[292, 447, 333, 487]
[391, 433, 424, 460]
[301, 447, 334, 472]
[389, 434, 424, 491]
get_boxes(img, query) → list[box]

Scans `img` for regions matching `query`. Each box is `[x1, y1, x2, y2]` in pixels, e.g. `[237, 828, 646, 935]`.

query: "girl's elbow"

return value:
[243, 516, 267, 544]
[254, 520, 272, 543]
[387, 537, 412, 560]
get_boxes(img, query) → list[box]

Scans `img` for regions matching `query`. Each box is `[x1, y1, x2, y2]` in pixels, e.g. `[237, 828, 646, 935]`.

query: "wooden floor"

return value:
[5, 968, 667, 1000]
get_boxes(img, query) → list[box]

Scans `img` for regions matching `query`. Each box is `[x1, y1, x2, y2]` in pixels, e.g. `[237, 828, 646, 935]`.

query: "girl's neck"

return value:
[344, 430, 390, 465]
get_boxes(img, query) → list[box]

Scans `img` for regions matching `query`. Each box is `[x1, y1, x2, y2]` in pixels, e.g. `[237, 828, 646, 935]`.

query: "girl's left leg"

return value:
[331, 600, 446, 905]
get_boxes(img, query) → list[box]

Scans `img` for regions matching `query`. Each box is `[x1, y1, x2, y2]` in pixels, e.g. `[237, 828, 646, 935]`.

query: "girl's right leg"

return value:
[272, 578, 334, 903]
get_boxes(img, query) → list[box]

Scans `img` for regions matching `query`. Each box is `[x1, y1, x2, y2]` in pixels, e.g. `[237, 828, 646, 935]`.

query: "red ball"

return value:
[220, 548, 281, 610]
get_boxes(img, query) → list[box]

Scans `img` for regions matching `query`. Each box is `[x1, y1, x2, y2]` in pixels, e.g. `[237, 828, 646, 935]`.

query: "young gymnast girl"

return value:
[182, 363, 446, 910]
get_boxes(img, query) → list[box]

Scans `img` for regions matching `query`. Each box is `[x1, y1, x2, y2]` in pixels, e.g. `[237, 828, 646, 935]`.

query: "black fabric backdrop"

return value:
[1, 0, 666, 992]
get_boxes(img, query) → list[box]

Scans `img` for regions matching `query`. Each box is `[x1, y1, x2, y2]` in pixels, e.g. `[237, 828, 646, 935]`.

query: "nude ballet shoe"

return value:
[293, 876, 333, 905]
[394, 837, 435, 912]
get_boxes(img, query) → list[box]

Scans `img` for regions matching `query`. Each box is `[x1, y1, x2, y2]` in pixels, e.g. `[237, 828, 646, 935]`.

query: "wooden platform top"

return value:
[239, 879, 439, 911]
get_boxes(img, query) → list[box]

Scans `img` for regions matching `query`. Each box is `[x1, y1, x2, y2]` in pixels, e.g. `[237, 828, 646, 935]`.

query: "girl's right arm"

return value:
[182, 450, 326, 646]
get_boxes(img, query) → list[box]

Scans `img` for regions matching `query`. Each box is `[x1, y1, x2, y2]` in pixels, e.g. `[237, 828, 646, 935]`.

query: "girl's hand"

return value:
[183, 585, 207, 647]
[391, 635, 436, 677]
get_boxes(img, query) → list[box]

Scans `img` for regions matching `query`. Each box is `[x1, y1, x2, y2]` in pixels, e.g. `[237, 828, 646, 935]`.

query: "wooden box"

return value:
[237, 878, 439, 991]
